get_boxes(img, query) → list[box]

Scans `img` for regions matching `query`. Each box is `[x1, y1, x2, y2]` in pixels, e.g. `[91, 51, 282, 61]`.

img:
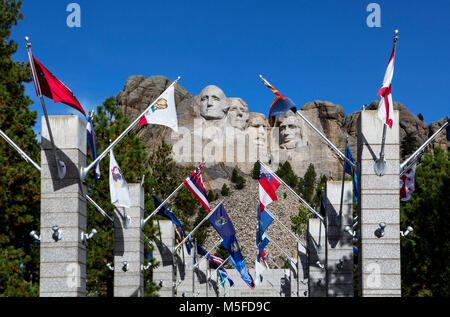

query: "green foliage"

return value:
[191, 208, 209, 245]
[0, 0, 40, 297]
[400, 147, 450, 297]
[231, 167, 246, 189]
[85, 96, 160, 297]
[207, 190, 215, 202]
[221, 183, 230, 196]
[302, 163, 317, 204]
[401, 131, 418, 159]
[417, 113, 424, 121]
[251, 161, 261, 180]
[290, 206, 309, 236]
[276, 161, 298, 188]
[312, 174, 328, 209]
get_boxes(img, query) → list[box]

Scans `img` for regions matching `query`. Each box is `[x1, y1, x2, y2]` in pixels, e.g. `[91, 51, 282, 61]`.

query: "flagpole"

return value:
[141, 182, 185, 228]
[212, 256, 231, 275]
[266, 233, 296, 267]
[259, 75, 357, 171]
[193, 238, 223, 269]
[338, 136, 349, 225]
[374, 30, 399, 176]
[259, 160, 325, 222]
[80, 76, 181, 182]
[1, 128, 116, 225]
[264, 206, 307, 248]
[0, 128, 41, 172]
[173, 201, 224, 253]
[400, 119, 449, 175]
[25, 37, 66, 179]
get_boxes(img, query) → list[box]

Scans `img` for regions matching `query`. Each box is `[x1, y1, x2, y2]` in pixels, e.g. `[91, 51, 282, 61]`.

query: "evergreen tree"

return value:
[302, 163, 317, 204]
[0, 0, 40, 296]
[251, 161, 261, 180]
[401, 132, 418, 159]
[417, 113, 424, 121]
[220, 183, 230, 196]
[400, 147, 449, 296]
[231, 168, 239, 183]
[85, 97, 159, 296]
[276, 161, 298, 188]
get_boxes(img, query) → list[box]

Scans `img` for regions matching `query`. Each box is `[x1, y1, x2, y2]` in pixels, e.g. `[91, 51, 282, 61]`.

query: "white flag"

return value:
[255, 259, 266, 287]
[377, 40, 396, 129]
[400, 163, 416, 201]
[138, 84, 178, 132]
[109, 149, 131, 208]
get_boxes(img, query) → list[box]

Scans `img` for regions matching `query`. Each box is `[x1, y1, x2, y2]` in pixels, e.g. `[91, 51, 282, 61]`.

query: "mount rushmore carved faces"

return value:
[199, 85, 230, 120]
[248, 112, 268, 148]
[278, 113, 303, 150]
[227, 98, 249, 130]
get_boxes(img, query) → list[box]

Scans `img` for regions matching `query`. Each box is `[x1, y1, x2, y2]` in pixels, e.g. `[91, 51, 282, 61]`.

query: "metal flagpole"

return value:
[266, 234, 296, 268]
[80, 76, 181, 182]
[192, 239, 196, 296]
[141, 182, 185, 228]
[400, 119, 449, 175]
[338, 136, 349, 225]
[0, 129, 41, 172]
[193, 238, 223, 269]
[264, 206, 307, 248]
[1, 128, 116, 225]
[259, 75, 356, 170]
[374, 30, 399, 176]
[259, 160, 325, 222]
[173, 201, 224, 253]
[25, 37, 66, 179]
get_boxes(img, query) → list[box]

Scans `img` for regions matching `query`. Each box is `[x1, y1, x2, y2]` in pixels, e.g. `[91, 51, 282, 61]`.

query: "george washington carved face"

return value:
[199, 85, 229, 120]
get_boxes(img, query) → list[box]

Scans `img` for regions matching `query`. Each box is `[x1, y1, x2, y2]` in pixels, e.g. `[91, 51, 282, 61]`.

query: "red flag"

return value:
[32, 56, 86, 117]
[400, 163, 416, 201]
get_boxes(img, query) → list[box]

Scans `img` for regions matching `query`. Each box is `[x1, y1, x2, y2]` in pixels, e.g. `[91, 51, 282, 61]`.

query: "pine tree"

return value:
[220, 183, 230, 196]
[276, 161, 298, 188]
[251, 161, 261, 179]
[302, 163, 317, 204]
[0, 0, 40, 296]
[401, 131, 418, 159]
[85, 97, 159, 296]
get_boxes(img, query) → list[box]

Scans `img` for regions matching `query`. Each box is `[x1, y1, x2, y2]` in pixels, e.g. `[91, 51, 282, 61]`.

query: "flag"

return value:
[109, 149, 130, 208]
[257, 234, 270, 259]
[172, 224, 192, 256]
[184, 163, 210, 212]
[377, 39, 397, 129]
[32, 56, 86, 117]
[259, 165, 281, 212]
[86, 114, 100, 183]
[229, 257, 255, 290]
[217, 268, 234, 288]
[139, 84, 178, 132]
[320, 195, 326, 218]
[400, 163, 416, 201]
[344, 144, 358, 204]
[208, 204, 243, 262]
[255, 259, 267, 287]
[153, 195, 183, 229]
[196, 244, 226, 270]
[261, 79, 297, 126]
[256, 206, 273, 261]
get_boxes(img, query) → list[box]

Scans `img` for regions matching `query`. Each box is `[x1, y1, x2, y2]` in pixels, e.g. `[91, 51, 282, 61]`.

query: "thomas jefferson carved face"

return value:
[279, 115, 302, 149]
[227, 98, 249, 129]
[200, 85, 229, 120]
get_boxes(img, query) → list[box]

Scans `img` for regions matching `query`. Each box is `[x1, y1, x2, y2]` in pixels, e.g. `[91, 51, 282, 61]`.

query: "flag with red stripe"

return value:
[261, 77, 297, 127]
[183, 163, 211, 212]
[377, 39, 397, 129]
[259, 165, 280, 212]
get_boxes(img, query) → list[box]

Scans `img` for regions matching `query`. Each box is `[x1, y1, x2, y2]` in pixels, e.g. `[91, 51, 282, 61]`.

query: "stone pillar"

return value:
[40, 115, 87, 297]
[357, 110, 401, 297]
[113, 183, 144, 297]
[325, 180, 354, 297]
[152, 219, 175, 297]
[307, 218, 327, 296]
[175, 242, 195, 297]
[296, 242, 309, 297]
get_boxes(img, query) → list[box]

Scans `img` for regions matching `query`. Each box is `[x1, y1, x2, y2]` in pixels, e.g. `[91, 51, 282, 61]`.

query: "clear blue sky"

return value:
[11, 0, 450, 136]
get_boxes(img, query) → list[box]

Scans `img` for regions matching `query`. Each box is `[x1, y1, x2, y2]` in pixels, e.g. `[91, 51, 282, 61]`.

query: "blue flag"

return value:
[256, 206, 273, 261]
[229, 257, 255, 289]
[344, 144, 358, 204]
[222, 234, 243, 263]
[446, 119, 450, 141]
[86, 115, 100, 183]
[320, 195, 326, 217]
[153, 195, 192, 254]
[208, 204, 236, 239]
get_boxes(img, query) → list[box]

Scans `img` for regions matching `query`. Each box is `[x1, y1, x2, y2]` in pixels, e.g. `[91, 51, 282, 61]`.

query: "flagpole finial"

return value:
[177, 76, 181, 81]
[25, 36, 31, 47]
[393, 29, 399, 42]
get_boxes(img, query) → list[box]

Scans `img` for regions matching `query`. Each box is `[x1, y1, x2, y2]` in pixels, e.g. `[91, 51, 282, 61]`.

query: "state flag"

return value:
[109, 149, 131, 208]
[32, 56, 86, 117]
[377, 39, 397, 129]
[86, 114, 100, 183]
[184, 163, 210, 212]
[139, 84, 178, 132]
[400, 163, 416, 201]
[261, 77, 297, 126]
[259, 165, 281, 212]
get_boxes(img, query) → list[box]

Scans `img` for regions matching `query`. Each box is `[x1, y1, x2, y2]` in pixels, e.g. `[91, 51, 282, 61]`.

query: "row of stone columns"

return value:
[39, 110, 401, 297]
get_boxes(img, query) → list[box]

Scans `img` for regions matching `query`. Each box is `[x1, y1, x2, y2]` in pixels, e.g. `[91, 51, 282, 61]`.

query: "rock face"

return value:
[117, 75, 449, 267]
